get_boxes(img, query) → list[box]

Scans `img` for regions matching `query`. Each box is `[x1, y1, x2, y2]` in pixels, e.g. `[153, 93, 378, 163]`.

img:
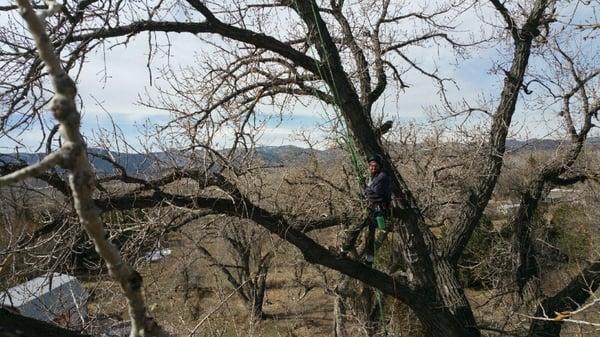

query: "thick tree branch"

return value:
[185, 0, 321, 75]
[527, 261, 600, 337]
[328, 0, 371, 106]
[489, 0, 519, 39]
[66, 16, 321, 77]
[443, 0, 554, 264]
[95, 191, 415, 300]
[367, 0, 390, 109]
[0, 308, 91, 337]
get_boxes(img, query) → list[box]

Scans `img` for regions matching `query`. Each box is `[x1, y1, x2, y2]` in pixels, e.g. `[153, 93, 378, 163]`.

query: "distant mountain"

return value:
[506, 136, 600, 151]
[2, 138, 597, 178]
[0, 146, 343, 177]
[253, 145, 341, 166]
[0, 149, 170, 177]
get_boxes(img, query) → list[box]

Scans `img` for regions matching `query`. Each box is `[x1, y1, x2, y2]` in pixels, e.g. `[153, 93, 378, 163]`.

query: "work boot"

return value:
[329, 246, 358, 260]
[327, 245, 349, 258]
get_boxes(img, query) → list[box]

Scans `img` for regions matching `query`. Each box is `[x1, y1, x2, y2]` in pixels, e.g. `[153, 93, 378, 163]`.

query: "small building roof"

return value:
[1, 273, 80, 307]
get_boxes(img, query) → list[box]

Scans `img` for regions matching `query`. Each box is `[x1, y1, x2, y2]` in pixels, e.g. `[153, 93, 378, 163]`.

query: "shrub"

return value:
[535, 204, 591, 264]
[457, 214, 512, 289]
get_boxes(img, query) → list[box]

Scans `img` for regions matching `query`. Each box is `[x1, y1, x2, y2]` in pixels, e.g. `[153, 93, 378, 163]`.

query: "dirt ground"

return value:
[79, 213, 600, 337]
[83, 224, 340, 337]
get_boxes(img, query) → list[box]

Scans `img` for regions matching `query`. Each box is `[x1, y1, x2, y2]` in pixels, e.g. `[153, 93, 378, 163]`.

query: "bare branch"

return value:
[12, 0, 166, 335]
[489, 0, 519, 39]
[0, 148, 64, 186]
[528, 261, 600, 336]
[443, 0, 556, 264]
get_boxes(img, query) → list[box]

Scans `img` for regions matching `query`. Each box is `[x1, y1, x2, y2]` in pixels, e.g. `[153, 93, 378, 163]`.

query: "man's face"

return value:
[368, 161, 380, 175]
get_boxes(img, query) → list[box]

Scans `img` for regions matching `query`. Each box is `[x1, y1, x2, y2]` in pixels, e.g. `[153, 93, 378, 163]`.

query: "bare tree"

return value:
[193, 217, 274, 321]
[1, 1, 599, 337]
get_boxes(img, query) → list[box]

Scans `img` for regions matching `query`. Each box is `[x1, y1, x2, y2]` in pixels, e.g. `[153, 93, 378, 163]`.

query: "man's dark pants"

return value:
[341, 209, 377, 258]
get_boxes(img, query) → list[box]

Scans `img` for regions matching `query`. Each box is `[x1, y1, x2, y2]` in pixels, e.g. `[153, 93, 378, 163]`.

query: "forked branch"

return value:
[6, 0, 167, 336]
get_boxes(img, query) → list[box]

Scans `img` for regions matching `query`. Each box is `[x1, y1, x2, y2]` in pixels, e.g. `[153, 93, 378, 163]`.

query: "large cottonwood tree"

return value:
[1, 1, 599, 337]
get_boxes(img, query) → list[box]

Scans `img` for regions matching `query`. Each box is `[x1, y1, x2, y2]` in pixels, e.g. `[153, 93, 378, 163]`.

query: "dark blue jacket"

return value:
[364, 171, 391, 207]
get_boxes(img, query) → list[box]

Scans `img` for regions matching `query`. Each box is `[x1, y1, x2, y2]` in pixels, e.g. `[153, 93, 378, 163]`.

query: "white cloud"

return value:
[3, 1, 598, 153]
[76, 34, 201, 121]
[0, 127, 46, 152]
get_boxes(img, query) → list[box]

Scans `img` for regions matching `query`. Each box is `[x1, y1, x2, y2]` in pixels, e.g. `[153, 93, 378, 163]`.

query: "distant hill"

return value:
[0, 149, 169, 177]
[506, 136, 600, 151]
[0, 146, 343, 177]
[2, 138, 597, 178]
[253, 145, 341, 166]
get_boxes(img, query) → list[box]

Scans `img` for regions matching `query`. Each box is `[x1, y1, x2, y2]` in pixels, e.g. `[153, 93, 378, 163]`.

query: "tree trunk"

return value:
[527, 261, 600, 337]
[248, 277, 267, 321]
[413, 258, 481, 337]
[248, 257, 270, 321]
[412, 305, 480, 337]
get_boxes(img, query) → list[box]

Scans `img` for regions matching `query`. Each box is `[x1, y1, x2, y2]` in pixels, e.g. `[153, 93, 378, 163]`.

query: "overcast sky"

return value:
[1, 1, 598, 152]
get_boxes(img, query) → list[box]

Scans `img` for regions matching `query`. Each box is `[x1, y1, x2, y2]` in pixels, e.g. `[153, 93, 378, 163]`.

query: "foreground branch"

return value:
[12, 1, 166, 336]
[0, 308, 91, 337]
[0, 149, 64, 186]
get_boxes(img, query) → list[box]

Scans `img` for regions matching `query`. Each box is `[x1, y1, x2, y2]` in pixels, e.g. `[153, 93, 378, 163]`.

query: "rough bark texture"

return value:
[513, 188, 542, 295]
[0, 308, 91, 337]
[249, 256, 270, 321]
[528, 261, 600, 337]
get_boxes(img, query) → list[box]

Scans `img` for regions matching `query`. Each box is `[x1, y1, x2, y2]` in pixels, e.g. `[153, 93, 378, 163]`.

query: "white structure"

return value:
[1, 273, 88, 328]
[143, 248, 172, 262]
[545, 188, 580, 204]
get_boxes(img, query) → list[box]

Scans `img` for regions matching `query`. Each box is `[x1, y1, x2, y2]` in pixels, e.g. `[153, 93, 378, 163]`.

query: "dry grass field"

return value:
[2, 149, 599, 336]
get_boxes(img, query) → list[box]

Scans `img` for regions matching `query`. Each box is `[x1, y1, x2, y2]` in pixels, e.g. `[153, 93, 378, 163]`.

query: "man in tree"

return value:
[341, 154, 391, 265]
[4, 1, 600, 335]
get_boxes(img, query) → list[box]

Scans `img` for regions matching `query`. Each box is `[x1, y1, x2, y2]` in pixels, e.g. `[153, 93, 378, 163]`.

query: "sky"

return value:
[1, 0, 598, 153]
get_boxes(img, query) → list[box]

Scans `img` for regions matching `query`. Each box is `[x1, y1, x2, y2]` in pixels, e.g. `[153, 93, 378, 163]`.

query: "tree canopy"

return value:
[1, 1, 599, 337]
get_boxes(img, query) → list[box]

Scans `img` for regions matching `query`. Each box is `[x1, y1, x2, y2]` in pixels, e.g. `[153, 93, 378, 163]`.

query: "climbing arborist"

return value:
[341, 154, 392, 264]
[364, 154, 392, 211]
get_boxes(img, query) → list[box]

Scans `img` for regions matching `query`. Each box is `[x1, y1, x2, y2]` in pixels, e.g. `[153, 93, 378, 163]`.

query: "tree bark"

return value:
[248, 255, 270, 321]
[527, 261, 600, 337]
[0, 308, 91, 337]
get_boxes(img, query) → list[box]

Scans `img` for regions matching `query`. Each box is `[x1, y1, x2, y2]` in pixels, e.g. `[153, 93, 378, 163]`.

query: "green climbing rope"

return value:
[299, 2, 388, 335]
